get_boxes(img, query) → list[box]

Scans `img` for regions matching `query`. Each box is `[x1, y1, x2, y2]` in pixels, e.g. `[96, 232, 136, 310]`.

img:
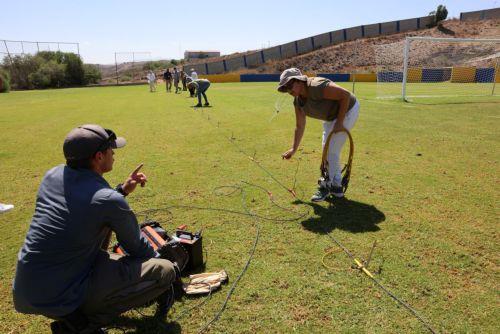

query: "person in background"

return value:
[13, 124, 177, 333]
[180, 70, 187, 91]
[146, 70, 156, 92]
[186, 77, 211, 107]
[190, 68, 198, 80]
[163, 68, 172, 92]
[188, 68, 198, 97]
[173, 67, 180, 94]
[277, 68, 359, 202]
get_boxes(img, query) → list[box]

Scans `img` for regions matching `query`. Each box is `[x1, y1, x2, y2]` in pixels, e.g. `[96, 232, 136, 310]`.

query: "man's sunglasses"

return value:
[95, 129, 117, 153]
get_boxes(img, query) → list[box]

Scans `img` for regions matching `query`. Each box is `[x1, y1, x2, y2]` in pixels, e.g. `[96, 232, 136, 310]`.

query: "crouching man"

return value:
[186, 77, 211, 107]
[13, 124, 177, 333]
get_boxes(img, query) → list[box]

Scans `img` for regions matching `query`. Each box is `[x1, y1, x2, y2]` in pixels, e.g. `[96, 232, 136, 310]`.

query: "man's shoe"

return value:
[330, 185, 344, 198]
[204, 102, 210, 106]
[194, 103, 202, 107]
[310, 186, 330, 202]
[155, 288, 175, 318]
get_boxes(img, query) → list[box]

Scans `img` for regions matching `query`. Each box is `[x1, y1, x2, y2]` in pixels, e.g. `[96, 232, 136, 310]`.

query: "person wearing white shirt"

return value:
[146, 71, 156, 92]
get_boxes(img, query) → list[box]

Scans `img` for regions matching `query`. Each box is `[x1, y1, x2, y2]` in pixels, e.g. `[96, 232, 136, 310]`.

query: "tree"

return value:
[429, 4, 448, 27]
[63, 53, 85, 85]
[83, 64, 102, 84]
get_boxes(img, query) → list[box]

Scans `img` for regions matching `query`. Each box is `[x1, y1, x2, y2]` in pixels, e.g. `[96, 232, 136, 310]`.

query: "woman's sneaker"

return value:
[311, 185, 330, 202]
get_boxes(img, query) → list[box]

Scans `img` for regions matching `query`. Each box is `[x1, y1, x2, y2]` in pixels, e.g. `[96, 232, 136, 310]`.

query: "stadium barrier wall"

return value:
[381, 20, 399, 34]
[225, 57, 246, 72]
[399, 18, 419, 32]
[206, 61, 225, 75]
[422, 68, 450, 82]
[363, 24, 380, 38]
[240, 74, 280, 82]
[318, 73, 350, 82]
[199, 74, 240, 83]
[418, 15, 434, 28]
[351, 73, 377, 82]
[189, 68, 498, 83]
[263, 46, 282, 61]
[451, 67, 477, 83]
[407, 68, 423, 82]
[297, 37, 314, 54]
[345, 26, 363, 41]
[460, 7, 500, 21]
[281, 41, 298, 58]
[475, 68, 496, 83]
[377, 72, 403, 82]
[331, 29, 345, 43]
[312, 32, 331, 49]
[188, 63, 207, 75]
[245, 52, 263, 68]
[183, 15, 435, 73]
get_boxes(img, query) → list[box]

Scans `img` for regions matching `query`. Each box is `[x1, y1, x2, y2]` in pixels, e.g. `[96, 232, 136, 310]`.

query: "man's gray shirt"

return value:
[13, 165, 155, 317]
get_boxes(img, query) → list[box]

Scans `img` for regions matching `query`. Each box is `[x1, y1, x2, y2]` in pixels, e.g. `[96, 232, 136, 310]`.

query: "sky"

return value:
[1, 0, 499, 64]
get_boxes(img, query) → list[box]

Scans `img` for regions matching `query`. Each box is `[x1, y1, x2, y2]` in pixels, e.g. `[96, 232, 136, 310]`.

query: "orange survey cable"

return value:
[320, 128, 354, 194]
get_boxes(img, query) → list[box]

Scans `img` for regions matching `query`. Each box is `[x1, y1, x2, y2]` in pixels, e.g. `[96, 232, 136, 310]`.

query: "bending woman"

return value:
[278, 68, 359, 202]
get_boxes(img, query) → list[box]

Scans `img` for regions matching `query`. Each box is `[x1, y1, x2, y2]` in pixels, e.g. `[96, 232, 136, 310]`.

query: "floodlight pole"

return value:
[401, 38, 410, 102]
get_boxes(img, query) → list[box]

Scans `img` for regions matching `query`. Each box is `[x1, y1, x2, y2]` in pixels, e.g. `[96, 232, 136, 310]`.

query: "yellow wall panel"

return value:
[407, 68, 422, 82]
[350, 73, 377, 82]
[199, 74, 240, 83]
[451, 67, 477, 83]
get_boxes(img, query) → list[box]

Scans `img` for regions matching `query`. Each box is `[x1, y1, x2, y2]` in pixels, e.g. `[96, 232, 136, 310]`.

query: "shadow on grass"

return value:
[296, 197, 385, 234]
[111, 315, 182, 334]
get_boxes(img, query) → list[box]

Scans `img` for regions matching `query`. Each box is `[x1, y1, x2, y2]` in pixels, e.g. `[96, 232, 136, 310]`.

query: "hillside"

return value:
[98, 19, 500, 83]
[257, 19, 500, 73]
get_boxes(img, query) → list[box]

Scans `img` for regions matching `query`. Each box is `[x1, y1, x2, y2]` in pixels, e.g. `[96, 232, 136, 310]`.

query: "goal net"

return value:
[375, 37, 500, 100]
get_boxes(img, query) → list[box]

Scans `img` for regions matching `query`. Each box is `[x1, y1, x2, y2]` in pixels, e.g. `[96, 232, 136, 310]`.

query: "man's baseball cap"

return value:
[63, 124, 126, 161]
[277, 68, 308, 92]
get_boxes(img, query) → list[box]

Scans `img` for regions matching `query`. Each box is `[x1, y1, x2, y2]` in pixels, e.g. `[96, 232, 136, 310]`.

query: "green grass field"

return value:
[0, 82, 499, 333]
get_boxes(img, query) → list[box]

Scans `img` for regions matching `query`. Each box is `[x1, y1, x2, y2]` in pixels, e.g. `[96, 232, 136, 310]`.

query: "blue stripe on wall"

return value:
[294, 41, 298, 54]
[223, 60, 227, 72]
[361, 25, 365, 37]
[205, 63, 209, 75]
[260, 50, 265, 63]
[378, 23, 382, 34]
[475, 68, 495, 82]
[279, 45, 282, 58]
[417, 18, 420, 29]
[243, 55, 247, 67]
[422, 68, 449, 82]
[329, 32, 332, 44]
[396, 21, 400, 32]
[311, 37, 315, 49]
[318, 73, 350, 82]
[343, 29, 347, 41]
[240, 74, 280, 82]
[377, 72, 403, 82]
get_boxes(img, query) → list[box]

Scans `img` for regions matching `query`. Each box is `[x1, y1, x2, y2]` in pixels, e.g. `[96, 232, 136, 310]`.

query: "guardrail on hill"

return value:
[460, 7, 500, 21]
[183, 15, 435, 75]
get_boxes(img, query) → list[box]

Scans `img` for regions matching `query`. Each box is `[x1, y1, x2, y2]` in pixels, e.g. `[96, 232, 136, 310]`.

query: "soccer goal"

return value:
[375, 37, 500, 101]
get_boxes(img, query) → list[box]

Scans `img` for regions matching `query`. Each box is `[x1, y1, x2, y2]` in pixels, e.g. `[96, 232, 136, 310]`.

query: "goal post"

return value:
[376, 37, 500, 101]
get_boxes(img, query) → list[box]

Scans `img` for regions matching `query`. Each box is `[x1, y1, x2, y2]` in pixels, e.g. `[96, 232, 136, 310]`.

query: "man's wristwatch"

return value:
[115, 183, 128, 197]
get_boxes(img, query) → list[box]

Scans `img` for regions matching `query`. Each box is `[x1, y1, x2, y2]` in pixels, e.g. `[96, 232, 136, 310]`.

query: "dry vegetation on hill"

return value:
[251, 19, 500, 73]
